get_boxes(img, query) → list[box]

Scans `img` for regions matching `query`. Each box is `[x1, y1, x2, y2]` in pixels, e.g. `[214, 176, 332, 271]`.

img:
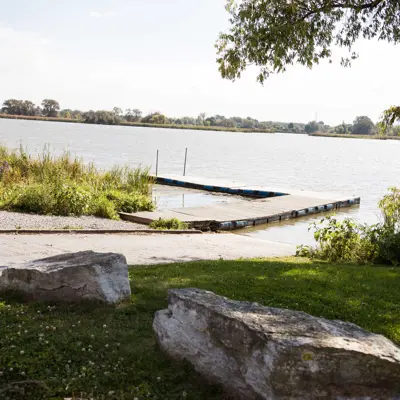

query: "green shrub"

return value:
[149, 218, 189, 230]
[106, 190, 154, 213]
[52, 182, 92, 216]
[2, 184, 55, 214]
[0, 144, 154, 219]
[375, 226, 400, 265]
[90, 196, 119, 220]
[296, 217, 379, 264]
[297, 187, 400, 265]
[379, 187, 400, 232]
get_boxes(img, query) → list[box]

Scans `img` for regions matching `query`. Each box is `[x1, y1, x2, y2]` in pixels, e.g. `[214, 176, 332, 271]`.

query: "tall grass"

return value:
[0, 144, 154, 219]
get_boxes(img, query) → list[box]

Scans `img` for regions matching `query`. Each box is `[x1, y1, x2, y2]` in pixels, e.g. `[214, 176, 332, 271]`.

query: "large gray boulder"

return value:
[0, 251, 131, 303]
[153, 288, 400, 400]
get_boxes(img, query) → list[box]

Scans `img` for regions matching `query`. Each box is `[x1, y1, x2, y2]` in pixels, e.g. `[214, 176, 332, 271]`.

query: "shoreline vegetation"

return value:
[3, 113, 399, 139]
[0, 144, 154, 219]
[309, 132, 400, 140]
[0, 114, 276, 133]
[0, 99, 306, 133]
[1, 99, 398, 138]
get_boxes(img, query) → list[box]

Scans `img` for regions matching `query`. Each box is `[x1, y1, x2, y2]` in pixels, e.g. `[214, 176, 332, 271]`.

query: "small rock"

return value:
[0, 251, 131, 303]
[153, 288, 400, 399]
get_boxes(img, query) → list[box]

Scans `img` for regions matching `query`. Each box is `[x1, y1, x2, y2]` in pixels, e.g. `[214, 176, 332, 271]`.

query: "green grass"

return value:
[1, 257, 399, 399]
[0, 144, 154, 219]
[149, 218, 189, 230]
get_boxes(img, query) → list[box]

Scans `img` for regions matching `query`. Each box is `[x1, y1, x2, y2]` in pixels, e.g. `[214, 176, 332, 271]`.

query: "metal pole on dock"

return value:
[183, 148, 188, 176]
[156, 150, 159, 177]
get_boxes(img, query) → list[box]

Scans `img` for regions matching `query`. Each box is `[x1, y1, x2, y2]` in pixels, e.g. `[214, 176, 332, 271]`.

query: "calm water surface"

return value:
[1, 119, 399, 245]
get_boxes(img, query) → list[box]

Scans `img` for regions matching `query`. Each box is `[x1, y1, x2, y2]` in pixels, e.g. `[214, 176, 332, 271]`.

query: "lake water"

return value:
[1, 119, 399, 245]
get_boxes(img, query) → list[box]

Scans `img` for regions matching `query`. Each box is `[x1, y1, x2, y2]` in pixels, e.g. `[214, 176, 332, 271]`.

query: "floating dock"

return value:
[120, 175, 361, 231]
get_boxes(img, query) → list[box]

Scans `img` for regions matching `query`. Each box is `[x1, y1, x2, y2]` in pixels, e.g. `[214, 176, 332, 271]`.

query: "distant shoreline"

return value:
[2, 114, 398, 139]
[309, 132, 400, 141]
[0, 114, 278, 134]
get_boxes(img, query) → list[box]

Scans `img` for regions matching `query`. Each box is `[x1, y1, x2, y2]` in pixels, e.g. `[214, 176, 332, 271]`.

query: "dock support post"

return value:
[183, 147, 188, 176]
[156, 150, 159, 177]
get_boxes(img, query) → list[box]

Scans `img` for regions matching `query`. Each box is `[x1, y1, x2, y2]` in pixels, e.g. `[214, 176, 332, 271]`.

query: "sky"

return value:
[0, 0, 398, 125]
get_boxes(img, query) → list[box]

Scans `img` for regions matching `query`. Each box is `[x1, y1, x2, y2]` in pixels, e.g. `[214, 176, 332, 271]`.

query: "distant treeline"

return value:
[1, 98, 398, 136]
[305, 116, 400, 137]
[0, 98, 306, 133]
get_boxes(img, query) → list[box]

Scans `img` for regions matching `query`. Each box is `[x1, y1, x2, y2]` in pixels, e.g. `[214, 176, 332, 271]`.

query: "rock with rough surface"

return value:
[0, 251, 131, 303]
[153, 288, 400, 400]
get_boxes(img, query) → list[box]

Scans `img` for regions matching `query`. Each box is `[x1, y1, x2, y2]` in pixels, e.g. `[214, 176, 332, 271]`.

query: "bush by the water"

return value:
[297, 187, 400, 265]
[0, 145, 154, 219]
[149, 218, 189, 230]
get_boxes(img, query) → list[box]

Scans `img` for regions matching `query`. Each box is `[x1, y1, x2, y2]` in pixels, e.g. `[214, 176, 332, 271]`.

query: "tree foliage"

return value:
[304, 120, 330, 133]
[217, 0, 400, 83]
[379, 106, 400, 134]
[124, 109, 142, 122]
[83, 110, 121, 125]
[1, 99, 41, 116]
[141, 113, 169, 124]
[112, 107, 123, 117]
[352, 115, 376, 135]
[0, 98, 304, 131]
[304, 121, 319, 134]
[41, 99, 60, 117]
[60, 109, 82, 119]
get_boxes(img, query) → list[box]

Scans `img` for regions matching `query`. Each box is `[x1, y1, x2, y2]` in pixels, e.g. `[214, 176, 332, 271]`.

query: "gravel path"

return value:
[0, 211, 148, 230]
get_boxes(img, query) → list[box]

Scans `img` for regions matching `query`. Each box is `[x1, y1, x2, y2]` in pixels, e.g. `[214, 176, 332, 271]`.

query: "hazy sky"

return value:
[0, 0, 398, 125]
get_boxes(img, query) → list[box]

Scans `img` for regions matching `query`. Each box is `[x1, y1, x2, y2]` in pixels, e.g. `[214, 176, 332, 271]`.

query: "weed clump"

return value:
[0, 145, 154, 219]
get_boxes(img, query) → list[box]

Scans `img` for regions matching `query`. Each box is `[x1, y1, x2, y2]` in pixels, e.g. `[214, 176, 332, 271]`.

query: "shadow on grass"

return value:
[0, 257, 399, 399]
[130, 257, 400, 344]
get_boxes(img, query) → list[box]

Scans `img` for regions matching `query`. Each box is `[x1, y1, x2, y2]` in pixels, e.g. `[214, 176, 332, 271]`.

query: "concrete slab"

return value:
[0, 233, 296, 266]
[123, 194, 360, 230]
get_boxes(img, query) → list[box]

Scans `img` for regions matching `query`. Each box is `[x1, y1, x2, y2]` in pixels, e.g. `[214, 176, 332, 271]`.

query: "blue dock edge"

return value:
[153, 176, 287, 198]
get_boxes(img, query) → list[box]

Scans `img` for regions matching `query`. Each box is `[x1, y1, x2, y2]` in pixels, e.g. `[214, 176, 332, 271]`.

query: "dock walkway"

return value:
[121, 175, 361, 231]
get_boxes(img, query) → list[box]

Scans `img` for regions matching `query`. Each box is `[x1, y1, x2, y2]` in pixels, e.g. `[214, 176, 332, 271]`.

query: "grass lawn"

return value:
[1, 257, 399, 399]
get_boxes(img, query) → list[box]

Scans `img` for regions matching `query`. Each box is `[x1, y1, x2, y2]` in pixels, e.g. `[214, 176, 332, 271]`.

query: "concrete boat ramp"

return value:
[121, 175, 361, 231]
